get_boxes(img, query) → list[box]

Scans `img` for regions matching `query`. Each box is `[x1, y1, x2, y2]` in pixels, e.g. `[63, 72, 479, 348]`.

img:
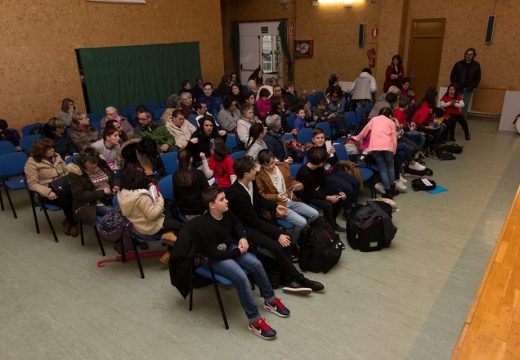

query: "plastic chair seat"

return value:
[43, 203, 62, 212]
[359, 167, 374, 181]
[195, 265, 234, 286]
[4, 178, 26, 190]
[277, 219, 295, 229]
[133, 232, 161, 243]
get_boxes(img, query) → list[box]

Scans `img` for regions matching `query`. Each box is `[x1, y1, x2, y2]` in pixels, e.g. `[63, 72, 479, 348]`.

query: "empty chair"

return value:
[0, 141, 16, 155]
[154, 108, 167, 120]
[297, 128, 313, 145]
[225, 134, 239, 150]
[0, 152, 28, 218]
[230, 150, 245, 161]
[289, 163, 302, 178]
[333, 143, 348, 161]
[281, 133, 295, 142]
[20, 134, 42, 153]
[21, 123, 42, 137]
[160, 151, 179, 175]
[145, 101, 159, 112]
[314, 91, 325, 105]
[344, 111, 358, 130]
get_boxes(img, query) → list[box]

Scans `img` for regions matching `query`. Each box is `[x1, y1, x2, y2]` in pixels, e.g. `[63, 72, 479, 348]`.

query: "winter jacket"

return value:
[134, 122, 176, 152]
[264, 131, 287, 161]
[237, 117, 261, 144]
[68, 159, 115, 225]
[384, 64, 404, 93]
[24, 155, 68, 197]
[450, 60, 481, 91]
[352, 115, 397, 154]
[245, 140, 267, 161]
[217, 108, 240, 133]
[165, 120, 196, 150]
[352, 71, 377, 100]
[117, 188, 165, 235]
[70, 122, 99, 151]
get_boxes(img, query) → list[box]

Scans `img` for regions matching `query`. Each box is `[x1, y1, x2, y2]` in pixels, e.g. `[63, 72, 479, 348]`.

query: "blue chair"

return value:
[91, 120, 101, 132]
[355, 106, 370, 122]
[359, 167, 376, 198]
[286, 112, 296, 130]
[145, 101, 159, 112]
[241, 85, 249, 94]
[65, 154, 80, 164]
[153, 108, 167, 120]
[316, 122, 332, 139]
[297, 128, 313, 145]
[26, 184, 62, 243]
[306, 94, 316, 107]
[79, 215, 106, 256]
[160, 98, 168, 108]
[160, 151, 179, 175]
[230, 150, 245, 161]
[333, 143, 348, 161]
[314, 91, 325, 105]
[131, 227, 162, 279]
[159, 175, 188, 222]
[0, 141, 16, 155]
[20, 134, 41, 153]
[0, 152, 28, 218]
[282, 134, 295, 142]
[225, 134, 239, 150]
[344, 111, 358, 131]
[289, 163, 302, 178]
[87, 113, 100, 123]
[120, 105, 135, 119]
[21, 123, 42, 137]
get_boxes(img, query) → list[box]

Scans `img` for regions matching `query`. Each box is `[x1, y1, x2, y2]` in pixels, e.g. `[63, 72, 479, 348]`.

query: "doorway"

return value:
[239, 21, 283, 86]
[407, 19, 445, 99]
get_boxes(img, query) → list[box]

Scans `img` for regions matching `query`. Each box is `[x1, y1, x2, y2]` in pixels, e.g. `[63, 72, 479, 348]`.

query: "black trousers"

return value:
[46, 196, 76, 225]
[308, 198, 342, 228]
[447, 114, 470, 138]
[245, 227, 303, 283]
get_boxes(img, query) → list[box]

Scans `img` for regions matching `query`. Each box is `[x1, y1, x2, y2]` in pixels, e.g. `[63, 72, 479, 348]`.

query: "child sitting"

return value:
[293, 107, 306, 131]
[200, 138, 236, 188]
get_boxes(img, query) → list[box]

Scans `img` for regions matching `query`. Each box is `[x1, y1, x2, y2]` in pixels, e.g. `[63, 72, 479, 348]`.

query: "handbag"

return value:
[49, 175, 72, 197]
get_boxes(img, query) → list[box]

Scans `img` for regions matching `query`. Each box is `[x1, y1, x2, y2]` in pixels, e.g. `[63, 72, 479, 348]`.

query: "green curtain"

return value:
[78, 42, 201, 114]
[278, 21, 294, 82]
[231, 22, 240, 74]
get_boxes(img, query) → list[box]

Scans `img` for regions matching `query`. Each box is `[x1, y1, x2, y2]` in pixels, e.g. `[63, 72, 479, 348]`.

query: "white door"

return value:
[239, 22, 282, 86]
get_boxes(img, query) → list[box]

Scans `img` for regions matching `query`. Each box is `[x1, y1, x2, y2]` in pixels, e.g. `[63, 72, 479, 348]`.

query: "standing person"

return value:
[197, 187, 290, 340]
[450, 48, 481, 118]
[58, 98, 76, 127]
[384, 55, 404, 93]
[227, 156, 325, 293]
[248, 67, 264, 86]
[440, 84, 471, 141]
[351, 68, 377, 108]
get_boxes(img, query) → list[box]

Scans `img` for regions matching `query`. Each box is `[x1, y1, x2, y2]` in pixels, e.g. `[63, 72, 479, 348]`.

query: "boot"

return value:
[62, 219, 71, 235]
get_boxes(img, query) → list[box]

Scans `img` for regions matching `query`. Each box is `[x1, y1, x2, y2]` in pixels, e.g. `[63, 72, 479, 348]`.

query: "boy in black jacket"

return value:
[226, 156, 324, 293]
[196, 187, 289, 340]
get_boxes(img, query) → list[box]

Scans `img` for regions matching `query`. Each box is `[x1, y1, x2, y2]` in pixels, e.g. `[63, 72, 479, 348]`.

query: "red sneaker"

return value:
[264, 297, 290, 318]
[248, 317, 277, 340]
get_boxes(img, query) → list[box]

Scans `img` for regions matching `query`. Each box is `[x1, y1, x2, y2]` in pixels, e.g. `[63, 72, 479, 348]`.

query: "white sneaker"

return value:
[395, 180, 407, 192]
[399, 174, 408, 183]
[374, 182, 386, 194]
[408, 161, 426, 171]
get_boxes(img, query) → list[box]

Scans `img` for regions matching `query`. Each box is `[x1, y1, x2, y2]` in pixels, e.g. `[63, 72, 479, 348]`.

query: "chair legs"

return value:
[31, 203, 40, 234]
[93, 226, 106, 256]
[0, 186, 4, 211]
[132, 237, 145, 279]
[42, 208, 59, 243]
[79, 223, 85, 246]
[3, 186, 17, 219]
[208, 266, 230, 330]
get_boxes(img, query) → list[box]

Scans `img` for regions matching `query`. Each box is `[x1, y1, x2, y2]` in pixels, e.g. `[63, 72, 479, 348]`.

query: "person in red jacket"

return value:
[439, 84, 471, 141]
[384, 55, 404, 93]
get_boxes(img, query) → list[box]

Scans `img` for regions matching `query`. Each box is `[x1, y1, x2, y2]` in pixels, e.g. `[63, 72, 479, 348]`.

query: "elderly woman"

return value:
[99, 106, 134, 139]
[58, 98, 76, 127]
[236, 103, 262, 144]
[24, 138, 78, 236]
[68, 147, 117, 225]
[217, 97, 241, 133]
[42, 117, 78, 159]
[70, 112, 99, 150]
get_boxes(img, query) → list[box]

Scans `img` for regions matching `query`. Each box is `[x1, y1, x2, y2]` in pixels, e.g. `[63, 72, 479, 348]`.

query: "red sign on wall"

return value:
[371, 27, 379, 39]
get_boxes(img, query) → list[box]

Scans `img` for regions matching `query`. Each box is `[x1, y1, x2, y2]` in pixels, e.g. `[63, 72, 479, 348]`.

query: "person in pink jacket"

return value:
[352, 108, 398, 198]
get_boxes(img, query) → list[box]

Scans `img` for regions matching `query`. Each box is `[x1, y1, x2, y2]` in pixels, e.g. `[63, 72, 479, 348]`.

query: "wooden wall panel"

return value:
[0, 0, 224, 128]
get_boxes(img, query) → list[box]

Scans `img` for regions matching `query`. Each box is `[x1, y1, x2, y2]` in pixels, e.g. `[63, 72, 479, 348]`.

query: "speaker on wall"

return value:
[359, 24, 365, 48]
[485, 15, 495, 44]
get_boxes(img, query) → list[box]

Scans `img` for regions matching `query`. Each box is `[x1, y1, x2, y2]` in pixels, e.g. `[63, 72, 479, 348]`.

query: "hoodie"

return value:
[117, 188, 165, 235]
[351, 71, 377, 101]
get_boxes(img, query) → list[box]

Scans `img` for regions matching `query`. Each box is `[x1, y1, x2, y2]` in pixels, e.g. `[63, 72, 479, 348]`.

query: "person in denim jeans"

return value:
[196, 187, 290, 340]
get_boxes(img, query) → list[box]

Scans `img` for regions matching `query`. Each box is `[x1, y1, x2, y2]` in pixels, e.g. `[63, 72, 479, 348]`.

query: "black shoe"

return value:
[465, 134, 471, 141]
[339, 240, 346, 250]
[301, 277, 325, 292]
[333, 224, 346, 232]
[449, 136, 456, 142]
[282, 281, 312, 295]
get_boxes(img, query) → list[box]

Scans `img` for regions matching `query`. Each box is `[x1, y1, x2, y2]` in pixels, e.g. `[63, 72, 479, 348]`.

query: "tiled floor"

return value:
[0, 118, 518, 360]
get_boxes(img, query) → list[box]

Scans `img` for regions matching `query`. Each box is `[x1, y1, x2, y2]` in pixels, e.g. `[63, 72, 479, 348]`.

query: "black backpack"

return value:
[346, 201, 397, 252]
[298, 217, 343, 273]
[441, 143, 463, 154]
[411, 178, 437, 191]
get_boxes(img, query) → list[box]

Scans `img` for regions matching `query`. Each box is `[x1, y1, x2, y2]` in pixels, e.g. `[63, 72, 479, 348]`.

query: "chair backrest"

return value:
[306, 94, 316, 107]
[0, 141, 16, 155]
[355, 106, 370, 121]
[314, 91, 325, 105]
[160, 98, 168, 108]
[20, 134, 42, 153]
[158, 174, 173, 201]
[297, 128, 313, 145]
[230, 150, 245, 161]
[160, 151, 179, 175]
[281, 133, 295, 142]
[120, 105, 135, 119]
[225, 134, 238, 150]
[21, 123, 42, 137]
[333, 142, 348, 161]
[0, 152, 28, 177]
[316, 122, 332, 139]
[88, 113, 100, 123]
[289, 163, 302, 178]
[145, 101, 159, 112]
[65, 154, 80, 164]
[154, 108, 167, 120]
[344, 111, 358, 127]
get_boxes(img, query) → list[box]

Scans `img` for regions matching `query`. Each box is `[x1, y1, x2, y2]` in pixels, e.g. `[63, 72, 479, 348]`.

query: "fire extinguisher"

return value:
[367, 48, 376, 68]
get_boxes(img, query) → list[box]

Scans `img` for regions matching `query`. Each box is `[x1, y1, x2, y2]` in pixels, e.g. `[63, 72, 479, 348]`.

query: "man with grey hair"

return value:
[161, 93, 180, 124]
[100, 105, 134, 138]
[264, 114, 292, 162]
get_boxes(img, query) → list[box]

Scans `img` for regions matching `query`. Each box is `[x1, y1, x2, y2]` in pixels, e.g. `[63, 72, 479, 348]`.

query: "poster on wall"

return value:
[294, 40, 313, 58]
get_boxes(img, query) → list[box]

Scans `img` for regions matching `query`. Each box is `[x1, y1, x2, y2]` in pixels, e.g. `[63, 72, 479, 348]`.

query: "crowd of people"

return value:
[0, 48, 480, 340]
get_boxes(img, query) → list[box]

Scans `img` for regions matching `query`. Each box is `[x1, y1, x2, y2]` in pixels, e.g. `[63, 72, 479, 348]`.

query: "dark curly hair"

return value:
[30, 138, 55, 162]
[120, 164, 150, 190]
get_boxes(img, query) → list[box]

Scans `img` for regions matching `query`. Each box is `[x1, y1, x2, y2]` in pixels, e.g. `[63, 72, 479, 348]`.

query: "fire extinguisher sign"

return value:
[371, 28, 378, 39]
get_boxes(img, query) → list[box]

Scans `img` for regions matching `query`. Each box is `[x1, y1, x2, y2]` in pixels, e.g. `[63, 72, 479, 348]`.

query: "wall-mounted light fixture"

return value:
[280, 0, 289, 9]
[312, 0, 355, 7]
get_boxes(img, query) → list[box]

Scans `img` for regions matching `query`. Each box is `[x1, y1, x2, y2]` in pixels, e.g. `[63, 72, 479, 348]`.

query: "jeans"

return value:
[308, 198, 342, 228]
[210, 245, 275, 322]
[284, 200, 319, 243]
[326, 170, 360, 208]
[372, 150, 395, 190]
[404, 131, 425, 151]
[462, 88, 473, 118]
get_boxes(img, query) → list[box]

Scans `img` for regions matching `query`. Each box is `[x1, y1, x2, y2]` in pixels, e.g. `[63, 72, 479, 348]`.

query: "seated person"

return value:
[134, 109, 175, 153]
[369, 90, 399, 120]
[237, 104, 262, 144]
[273, 85, 292, 113]
[196, 187, 290, 340]
[91, 127, 121, 171]
[200, 138, 236, 188]
[296, 147, 347, 234]
[256, 150, 319, 243]
[311, 128, 360, 221]
[198, 82, 220, 118]
[161, 94, 180, 124]
[42, 117, 78, 159]
[68, 147, 117, 225]
[0, 118, 21, 149]
[117, 164, 182, 236]
[255, 88, 272, 121]
[173, 150, 209, 218]
[293, 107, 306, 131]
[264, 114, 292, 162]
[179, 91, 196, 120]
[187, 115, 225, 166]
[70, 113, 99, 151]
[227, 156, 324, 293]
[217, 97, 241, 134]
[245, 123, 268, 162]
[100, 106, 134, 139]
[58, 98, 76, 127]
[25, 138, 78, 236]
[119, 137, 165, 176]
[164, 109, 197, 150]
